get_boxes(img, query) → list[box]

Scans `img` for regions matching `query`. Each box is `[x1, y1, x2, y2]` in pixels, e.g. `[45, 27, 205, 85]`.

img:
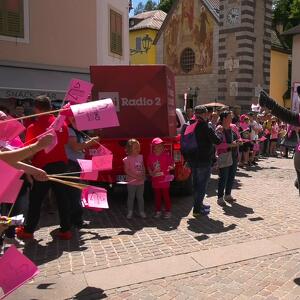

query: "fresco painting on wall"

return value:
[164, 0, 214, 75]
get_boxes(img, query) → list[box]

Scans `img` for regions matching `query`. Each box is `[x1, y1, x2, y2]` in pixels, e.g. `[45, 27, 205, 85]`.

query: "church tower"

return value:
[218, 0, 273, 110]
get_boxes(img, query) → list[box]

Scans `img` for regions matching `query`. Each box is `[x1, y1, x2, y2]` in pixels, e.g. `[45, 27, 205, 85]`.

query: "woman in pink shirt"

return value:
[123, 139, 146, 219]
[147, 138, 174, 219]
[270, 117, 279, 156]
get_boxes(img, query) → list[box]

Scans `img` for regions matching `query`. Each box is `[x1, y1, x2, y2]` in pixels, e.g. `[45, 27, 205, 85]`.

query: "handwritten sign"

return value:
[0, 245, 39, 299]
[71, 99, 119, 131]
[81, 186, 108, 211]
[92, 154, 113, 171]
[0, 161, 24, 205]
[0, 117, 25, 142]
[64, 78, 93, 104]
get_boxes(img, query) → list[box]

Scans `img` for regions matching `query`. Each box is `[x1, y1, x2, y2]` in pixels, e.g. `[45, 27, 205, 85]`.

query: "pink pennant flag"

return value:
[0, 245, 39, 300]
[184, 122, 198, 135]
[71, 99, 119, 131]
[37, 129, 57, 154]
[1, 180, 24, 204]
[48, 115, 66, 131]
[77, 159, 93, 172]
[88, 145, 112, 156]
[0, 117, 25, 143]
[81, 186, 109, 210]
[64, 79, 93, 104]
[92, 154, 113, 171]
[0, 161, 24, 204]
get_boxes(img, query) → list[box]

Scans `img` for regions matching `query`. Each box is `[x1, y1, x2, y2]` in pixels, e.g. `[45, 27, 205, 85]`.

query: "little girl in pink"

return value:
[147, 138, 174, 219]
[123, 139, 146, 219]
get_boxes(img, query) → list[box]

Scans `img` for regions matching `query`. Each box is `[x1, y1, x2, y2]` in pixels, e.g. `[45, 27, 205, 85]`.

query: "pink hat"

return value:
[0, 111, 7, 120]
[152, 137, 164, 145]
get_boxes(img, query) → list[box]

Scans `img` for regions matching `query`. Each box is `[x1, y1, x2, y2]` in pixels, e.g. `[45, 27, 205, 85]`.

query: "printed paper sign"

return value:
[0, 245, 39, 299]
[48, 115, 66, 132]
[71, 99, 119, 131]
[37, 129, 57, 154]
[92, 154, 113, 171]
[0, 117, 25, 142]
[1, 179, 23, 204]
[81, 186, 109, 210]
[64, 78, 93, 104]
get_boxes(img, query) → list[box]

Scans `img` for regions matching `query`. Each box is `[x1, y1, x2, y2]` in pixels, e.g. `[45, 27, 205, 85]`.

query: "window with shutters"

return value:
[110, 9, 123, 56]
[136, 37, 141, 51]
[0, 0, 24, 38]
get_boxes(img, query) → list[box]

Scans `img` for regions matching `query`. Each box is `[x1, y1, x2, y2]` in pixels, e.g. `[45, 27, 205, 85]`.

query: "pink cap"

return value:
[152, 137, 164, 145]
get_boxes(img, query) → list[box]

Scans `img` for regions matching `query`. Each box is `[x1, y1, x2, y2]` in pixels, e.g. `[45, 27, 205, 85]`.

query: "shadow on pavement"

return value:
[222, 202, 254, 218]
[73, 287, 107, 299]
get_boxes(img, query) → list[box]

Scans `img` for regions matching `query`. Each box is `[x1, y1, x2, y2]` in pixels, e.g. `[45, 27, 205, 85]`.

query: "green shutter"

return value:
[0, 0, 24, 38]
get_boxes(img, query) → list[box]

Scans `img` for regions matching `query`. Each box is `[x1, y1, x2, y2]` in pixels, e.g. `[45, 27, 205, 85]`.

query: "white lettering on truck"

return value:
[121, 97, 161, 106]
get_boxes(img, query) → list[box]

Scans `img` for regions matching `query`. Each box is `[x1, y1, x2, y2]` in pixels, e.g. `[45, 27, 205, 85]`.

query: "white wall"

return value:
[292, 34, 300, 84]
[96, 0, 130, 65]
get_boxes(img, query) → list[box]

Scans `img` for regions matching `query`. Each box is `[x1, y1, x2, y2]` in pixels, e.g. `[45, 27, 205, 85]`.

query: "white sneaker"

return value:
[154, 211, 162, 218]
[127, 211, 133, 219]
[164, 212, 172, 219]
[224, 195, 236, 203]
[4, 237, 25, 247]
[140, 212, 146, 218]
[217, 197, 227, 207]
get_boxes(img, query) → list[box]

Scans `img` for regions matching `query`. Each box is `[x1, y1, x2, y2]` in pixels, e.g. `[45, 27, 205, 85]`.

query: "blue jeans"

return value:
[217, 158, 238, 198]
[192, 166, 211, 213]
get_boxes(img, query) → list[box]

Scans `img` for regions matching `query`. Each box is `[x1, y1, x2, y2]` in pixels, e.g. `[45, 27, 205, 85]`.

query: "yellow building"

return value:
[270, 30, 291, 108]
[129, 10, 166, 65]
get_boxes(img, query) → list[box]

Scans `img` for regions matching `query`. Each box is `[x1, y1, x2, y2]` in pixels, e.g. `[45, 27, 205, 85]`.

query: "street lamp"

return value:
[130, 34, 153, 55]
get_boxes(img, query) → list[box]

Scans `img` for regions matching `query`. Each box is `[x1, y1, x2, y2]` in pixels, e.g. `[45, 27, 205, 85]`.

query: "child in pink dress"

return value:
[147, 138, 174, 219]
[123, 139, 146, 219]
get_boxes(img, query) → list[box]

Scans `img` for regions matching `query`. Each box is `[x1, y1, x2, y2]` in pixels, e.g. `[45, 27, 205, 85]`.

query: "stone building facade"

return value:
[154, 0, 272, 110]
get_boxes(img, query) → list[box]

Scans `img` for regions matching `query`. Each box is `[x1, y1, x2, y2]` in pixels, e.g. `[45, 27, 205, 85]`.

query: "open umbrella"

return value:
[203, 102, 228, 108]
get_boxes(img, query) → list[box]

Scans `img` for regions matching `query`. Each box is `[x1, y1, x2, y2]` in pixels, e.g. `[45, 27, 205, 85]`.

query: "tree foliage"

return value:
[157, 0, 175, 13]
[273, 0, 300, 29]
[134, 0, 157, 15]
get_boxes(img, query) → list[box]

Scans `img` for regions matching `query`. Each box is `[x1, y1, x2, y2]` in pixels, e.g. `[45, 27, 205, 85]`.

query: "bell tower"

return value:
[218, 0, 273, 110]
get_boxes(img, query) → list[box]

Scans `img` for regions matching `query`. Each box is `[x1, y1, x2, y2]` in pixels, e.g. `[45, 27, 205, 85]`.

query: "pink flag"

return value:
[259, 136, 267, 142]
[37, 129, 57, 154]
[92, 154, 113, 171]
[0, 245, 39, 299]
[0, 161, 23, 204]
[64, 79, 93, 104]
[0, 117, 25, 142]
[80, 171, 99, 181]
[158, 175, 174, 183]
[81, 186, 109, 210]
[88, 145, 112, 156]
[48, 115, 66, 131]
[184, 122, 198, 135]
[77, 159, 93, 172]
[71, 99, 119, 131]
[1, 180, 24, 204]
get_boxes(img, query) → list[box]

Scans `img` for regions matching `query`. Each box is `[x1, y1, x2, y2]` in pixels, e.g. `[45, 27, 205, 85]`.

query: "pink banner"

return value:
[82, 186, 109, 209]
[1, 179, 24, 204]
[64, 78, 93, 104]
[0, 117, 25, 142]
[0, 161, 23, 204]
[0, 245, 39, 299]
[71, 99, 119, 131]
[92, 154, 113, 171]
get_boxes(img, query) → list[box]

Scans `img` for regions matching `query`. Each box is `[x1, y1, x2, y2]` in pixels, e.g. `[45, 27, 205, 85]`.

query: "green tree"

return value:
[157, 0, 175, 13]
[290, 0, 300, 19]
[144, 0, 157, 11]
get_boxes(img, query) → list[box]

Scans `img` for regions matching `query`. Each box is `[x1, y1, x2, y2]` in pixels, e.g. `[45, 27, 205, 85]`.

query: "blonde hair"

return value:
[126, 139, 140, 155]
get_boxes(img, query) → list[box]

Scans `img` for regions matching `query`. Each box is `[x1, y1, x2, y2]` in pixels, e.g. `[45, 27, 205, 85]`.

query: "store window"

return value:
[0, 0, 29, 42]
[110, 9, 123, 56]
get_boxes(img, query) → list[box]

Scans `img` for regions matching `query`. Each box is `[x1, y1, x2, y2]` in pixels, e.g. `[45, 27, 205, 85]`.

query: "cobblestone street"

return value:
[8, 157, 300, 299]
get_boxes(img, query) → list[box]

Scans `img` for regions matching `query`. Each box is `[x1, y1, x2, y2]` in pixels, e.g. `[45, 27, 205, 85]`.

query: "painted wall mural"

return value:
[163, 0, 214, 75]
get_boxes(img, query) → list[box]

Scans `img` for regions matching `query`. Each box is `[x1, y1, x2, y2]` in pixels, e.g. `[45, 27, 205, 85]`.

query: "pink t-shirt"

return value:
[147, 153, 174, 189]
[123, 154, 145, 186]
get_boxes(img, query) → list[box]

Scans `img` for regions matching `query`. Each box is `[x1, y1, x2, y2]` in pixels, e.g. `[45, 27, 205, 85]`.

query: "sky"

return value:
[130, 0, 159, 16]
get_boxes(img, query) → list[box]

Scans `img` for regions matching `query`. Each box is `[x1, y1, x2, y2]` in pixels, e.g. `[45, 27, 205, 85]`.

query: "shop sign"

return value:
[0, 88, 65, 100]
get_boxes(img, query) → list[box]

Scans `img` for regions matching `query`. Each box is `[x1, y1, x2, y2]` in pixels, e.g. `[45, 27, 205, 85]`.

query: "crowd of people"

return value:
[0, 93, 296, 253]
